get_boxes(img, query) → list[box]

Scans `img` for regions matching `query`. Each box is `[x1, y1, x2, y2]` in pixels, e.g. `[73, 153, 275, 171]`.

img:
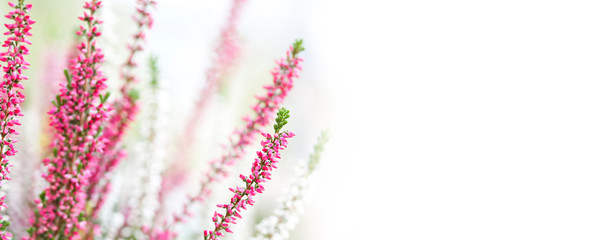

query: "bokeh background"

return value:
[3, 0, 606, 239]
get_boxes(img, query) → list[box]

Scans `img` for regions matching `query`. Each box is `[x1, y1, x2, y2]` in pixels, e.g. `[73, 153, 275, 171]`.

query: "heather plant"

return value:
[0, 1, 34, 239]
[30, 1, 109, 238]
[0, 0, 326, 239]
[203, 108, 295, 240]
[153, 39, 305, 237]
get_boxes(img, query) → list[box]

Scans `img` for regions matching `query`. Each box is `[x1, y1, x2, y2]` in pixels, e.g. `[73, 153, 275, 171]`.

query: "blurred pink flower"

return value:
[157, 0, 248, 218]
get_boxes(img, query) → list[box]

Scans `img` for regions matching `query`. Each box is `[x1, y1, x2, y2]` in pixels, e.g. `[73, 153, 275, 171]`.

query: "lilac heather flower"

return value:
[0, 0, 34, 238]
[28, 1, 109, 238]
[252, 131, 329, 240]
[204, 108, 295, 240]
[156, 40, 305, 235]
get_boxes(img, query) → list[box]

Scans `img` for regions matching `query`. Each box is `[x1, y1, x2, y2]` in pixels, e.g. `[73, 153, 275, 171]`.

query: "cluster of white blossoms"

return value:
[129, 70, 168, 233]
[251, 160, 314, 240]
[103, 57, 168, 240]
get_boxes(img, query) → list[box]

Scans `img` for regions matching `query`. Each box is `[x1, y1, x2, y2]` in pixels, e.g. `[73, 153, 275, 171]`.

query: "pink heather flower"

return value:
[182, 0, 246, 151]
[155, 40, 305, 236]
[0, 0, 33, 238]
[252, 131, 329, 240]
[28, 1, 108, 239]
[204, 108, 295, 240]
[84, 0, 156, 225]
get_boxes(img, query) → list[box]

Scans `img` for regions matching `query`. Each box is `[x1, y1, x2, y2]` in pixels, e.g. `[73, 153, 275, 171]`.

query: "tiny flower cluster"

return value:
[29, 1, 109, 238]
[204, 108, 295, 240]
[0, 0, 34, 239]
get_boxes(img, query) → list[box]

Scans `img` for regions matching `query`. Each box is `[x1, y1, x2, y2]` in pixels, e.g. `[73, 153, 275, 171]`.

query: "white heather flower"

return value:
[114, 56, 168, 239]
[98, 56, 167, 239]
[252, 160, 315, 240]
[133, 57, 169, 230]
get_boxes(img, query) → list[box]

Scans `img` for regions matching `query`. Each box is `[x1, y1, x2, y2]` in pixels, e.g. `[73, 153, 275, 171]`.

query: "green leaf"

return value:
[128, 89, 140, 101]
[64, 69, 72, 88]
[95, 126, 104, 139]
[308, 130, 330, 171]
[273, 107, 291, 133]
[100, 92, 111, 104]
[53, 95, 62, 107]
[149, 55, 159, 87]
[292, 39, 305, 56]
[39, 191, 46, 204]
[0, 220, 10, 231]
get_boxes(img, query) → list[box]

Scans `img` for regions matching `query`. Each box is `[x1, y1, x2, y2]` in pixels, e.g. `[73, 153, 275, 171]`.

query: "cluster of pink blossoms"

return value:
[0, 0, 33, 239]
[0, 0, 313, 237]
[86, 0, 156, 220]
[158, 40, 305, 235]
[204, 108, 295, 240]
[29, 1, 109, 239]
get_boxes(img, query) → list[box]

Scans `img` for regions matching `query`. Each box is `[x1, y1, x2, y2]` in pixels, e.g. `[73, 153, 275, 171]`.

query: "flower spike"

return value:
[0, 0, 34, 238]
[203, 109, 295, 240]
[157, 39, 305, 236]
[28, 0, 108, 238]
[252, 130, 329, 240]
